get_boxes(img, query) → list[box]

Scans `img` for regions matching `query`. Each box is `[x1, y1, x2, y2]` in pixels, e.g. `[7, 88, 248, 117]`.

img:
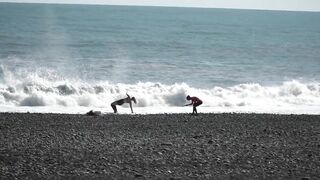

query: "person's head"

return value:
[186, 95, 191, 100]
[131, 97, 137, 104]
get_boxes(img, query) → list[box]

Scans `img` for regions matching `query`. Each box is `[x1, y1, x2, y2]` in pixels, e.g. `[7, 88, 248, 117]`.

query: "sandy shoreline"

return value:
[0, 112, 319, 179]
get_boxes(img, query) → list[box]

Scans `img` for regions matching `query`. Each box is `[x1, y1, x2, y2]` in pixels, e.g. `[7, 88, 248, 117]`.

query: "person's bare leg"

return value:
[111, 103, 117, 113]
[192, 105, 196, 115]
[194, 102, 202, 115]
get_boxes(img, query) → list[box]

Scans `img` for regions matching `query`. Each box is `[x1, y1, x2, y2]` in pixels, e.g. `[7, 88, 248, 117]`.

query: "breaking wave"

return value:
[0, 65, 319, 114]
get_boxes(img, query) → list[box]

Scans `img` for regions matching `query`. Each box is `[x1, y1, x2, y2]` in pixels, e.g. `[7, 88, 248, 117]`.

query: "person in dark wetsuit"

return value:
[111, 94, 136, 113]
[184, 95, 203, 115]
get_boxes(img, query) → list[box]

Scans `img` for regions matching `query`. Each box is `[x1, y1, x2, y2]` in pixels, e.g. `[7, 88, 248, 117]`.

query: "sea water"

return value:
[0, 3, 320, 114]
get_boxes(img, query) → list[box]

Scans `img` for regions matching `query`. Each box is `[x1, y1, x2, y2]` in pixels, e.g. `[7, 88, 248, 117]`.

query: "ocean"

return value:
[0, 3, 320, 114]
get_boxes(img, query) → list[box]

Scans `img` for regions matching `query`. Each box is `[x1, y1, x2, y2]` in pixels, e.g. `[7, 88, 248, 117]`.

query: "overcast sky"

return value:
[1, 0, 320, 11]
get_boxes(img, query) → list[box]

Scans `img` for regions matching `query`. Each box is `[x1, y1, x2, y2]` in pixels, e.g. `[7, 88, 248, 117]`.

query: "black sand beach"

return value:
[0, 112, 319, 179]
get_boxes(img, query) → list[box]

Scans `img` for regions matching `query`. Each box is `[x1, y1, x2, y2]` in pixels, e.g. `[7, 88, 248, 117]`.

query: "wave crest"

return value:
[0, 66, 319, 114]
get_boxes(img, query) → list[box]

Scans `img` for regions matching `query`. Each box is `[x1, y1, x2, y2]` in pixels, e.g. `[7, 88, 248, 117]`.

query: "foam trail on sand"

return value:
[0, 66, 319, 114]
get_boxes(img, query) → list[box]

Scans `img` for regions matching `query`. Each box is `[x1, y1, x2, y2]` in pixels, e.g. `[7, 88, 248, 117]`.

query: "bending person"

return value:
[184, 95, 203, 115]
[111, 93, 136, 113]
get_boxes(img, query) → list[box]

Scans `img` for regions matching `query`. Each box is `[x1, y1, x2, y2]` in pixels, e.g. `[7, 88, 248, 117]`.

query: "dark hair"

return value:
[186, 95, 191, 100]
[131, 97, 137, 104]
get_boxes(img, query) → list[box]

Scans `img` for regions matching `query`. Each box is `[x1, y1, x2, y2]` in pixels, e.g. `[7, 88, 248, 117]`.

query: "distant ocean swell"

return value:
[0, 65, 319, 113]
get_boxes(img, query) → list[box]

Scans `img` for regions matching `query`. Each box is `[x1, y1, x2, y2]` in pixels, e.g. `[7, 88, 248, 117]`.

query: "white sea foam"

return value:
[0, 66, 319, 114]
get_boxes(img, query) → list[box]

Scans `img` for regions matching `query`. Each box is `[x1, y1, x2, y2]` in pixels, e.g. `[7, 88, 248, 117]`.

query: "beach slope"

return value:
[0, 113, 319, 179]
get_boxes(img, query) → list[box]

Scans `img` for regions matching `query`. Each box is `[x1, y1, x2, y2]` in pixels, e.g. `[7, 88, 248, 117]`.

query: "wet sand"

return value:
[0, 112, 319, 179]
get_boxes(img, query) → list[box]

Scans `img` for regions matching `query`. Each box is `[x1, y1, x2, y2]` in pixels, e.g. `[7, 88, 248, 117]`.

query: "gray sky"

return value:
[1, 0, 320, 11]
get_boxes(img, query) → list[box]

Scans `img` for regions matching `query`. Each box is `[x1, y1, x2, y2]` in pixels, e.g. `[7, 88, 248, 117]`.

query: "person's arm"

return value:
[129, 101, 133, 113]
[126, 93, 134, 113]
[184, 101, 193, 106]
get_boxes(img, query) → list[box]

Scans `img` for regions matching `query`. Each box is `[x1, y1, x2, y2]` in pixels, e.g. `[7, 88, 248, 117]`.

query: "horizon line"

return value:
[1, 1, 320, 13]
